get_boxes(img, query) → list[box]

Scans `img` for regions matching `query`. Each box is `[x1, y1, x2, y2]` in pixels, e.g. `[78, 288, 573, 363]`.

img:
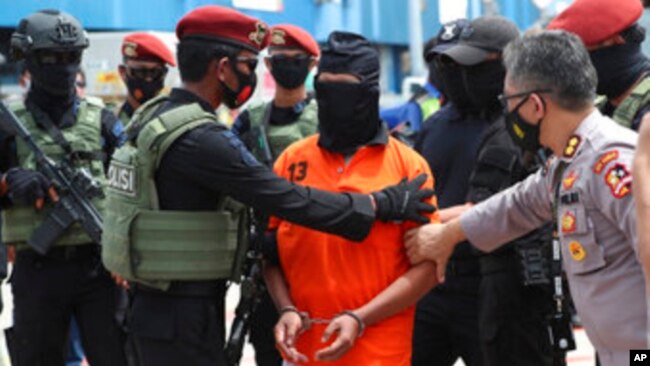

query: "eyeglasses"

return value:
[498, 89, 552, 109]
[33, 50, 82, 65]
[75, 81, 86, 89]
[126, 66, 168, 81]
[233, 56, 259, 72]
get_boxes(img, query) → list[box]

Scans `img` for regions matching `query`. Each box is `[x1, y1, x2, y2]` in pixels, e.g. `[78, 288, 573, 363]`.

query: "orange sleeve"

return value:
[267, 149, 291, 231]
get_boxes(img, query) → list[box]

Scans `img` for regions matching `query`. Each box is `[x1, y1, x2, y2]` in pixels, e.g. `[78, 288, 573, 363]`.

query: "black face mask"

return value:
[270, 55, 312, 90]
[126, 77, 164, 103]
[221, 58, 257, 109]
[26, 57, 78, 98]
[463, 60, 505, 112]
[437, 61, 474, 112]
[590, 42, 650, 99]
[505, 95, 543, 153]
[315, 81, 380, 154]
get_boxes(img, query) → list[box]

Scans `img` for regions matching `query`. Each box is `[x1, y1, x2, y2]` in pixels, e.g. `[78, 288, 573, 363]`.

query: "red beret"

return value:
[122, 33, 176, 66]
[547, 0, 643, 47]
[176, 5, 269, 53]
[269, 24, 320, 57]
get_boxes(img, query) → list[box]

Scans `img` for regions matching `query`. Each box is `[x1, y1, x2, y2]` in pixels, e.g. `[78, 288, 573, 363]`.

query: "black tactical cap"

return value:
[441, 16, 519, 66]
[426, 18, 471, 60]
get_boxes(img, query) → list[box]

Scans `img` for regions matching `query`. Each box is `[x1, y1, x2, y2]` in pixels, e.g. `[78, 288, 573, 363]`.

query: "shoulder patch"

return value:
[224, 130, 261, 167]
[604, 163, 632, 199]
[593, 150, 619, 174]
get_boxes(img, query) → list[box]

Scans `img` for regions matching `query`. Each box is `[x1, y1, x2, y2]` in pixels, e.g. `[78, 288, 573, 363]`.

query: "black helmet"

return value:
[10, 9, 89, 60]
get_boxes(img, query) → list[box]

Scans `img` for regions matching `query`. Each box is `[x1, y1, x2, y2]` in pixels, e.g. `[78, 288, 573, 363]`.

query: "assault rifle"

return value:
[224, 125, 274, 366]
[0, 102, 103, 254]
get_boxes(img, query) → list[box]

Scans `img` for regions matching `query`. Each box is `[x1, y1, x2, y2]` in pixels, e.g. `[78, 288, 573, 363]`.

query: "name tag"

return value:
[560, 192, 579, 205]
[107, 161, 137, 197]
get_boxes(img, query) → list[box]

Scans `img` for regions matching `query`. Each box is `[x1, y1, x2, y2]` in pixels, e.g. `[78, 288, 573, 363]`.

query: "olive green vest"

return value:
[245, 99, 318, 162]
[599, 75, 650, 129]
[2, 98, 106, 249]
[101, 96, 248, 290]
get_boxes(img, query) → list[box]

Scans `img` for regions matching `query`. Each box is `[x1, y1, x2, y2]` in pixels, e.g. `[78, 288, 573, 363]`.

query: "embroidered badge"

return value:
[593, 150, 619, 174]
[271, 29, 286, 45]
[562, 170, 578, 190]
[107, 161, 137, 197]
[123, 42, 138, 57]
[568, 241, 586, 261]
[563, 135, 581, 158]
[561, 210, 577, 234]
[604, 163, 632, 199]
[249, 22, 268, 46]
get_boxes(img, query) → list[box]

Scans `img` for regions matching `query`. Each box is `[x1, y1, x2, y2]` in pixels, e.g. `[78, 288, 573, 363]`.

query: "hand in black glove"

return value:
[372, 174, 435, 224]
[3, 167, 56, 209]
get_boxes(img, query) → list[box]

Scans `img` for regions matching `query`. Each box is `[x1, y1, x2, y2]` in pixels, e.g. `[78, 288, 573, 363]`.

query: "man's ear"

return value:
[264, 57, 272, 72]
[531, 93, 547, 117]
[215, 57, 230, 82]
[118, 65, 127, 83]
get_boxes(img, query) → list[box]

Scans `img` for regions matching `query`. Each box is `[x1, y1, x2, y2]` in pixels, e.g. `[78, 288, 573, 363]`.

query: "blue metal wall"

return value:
[0, 0, 544, 93]
[0, 0, 539, 43]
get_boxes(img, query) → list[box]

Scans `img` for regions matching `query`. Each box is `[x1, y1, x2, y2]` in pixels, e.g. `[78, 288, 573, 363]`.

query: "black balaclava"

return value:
[316, 31, 381, 154]
[590, 41, 650, 99]
[462, 60, 505, 113]
[25, 56, 78, 124]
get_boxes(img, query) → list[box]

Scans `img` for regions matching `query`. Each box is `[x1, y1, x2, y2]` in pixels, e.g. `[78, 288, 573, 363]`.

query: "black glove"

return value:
[3, 167, 52, 207]
[372, 174, 436, 224]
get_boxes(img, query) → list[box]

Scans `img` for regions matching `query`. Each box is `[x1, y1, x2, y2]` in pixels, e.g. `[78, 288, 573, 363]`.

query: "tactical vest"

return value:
[597, 75, 650, 129]
[2, 98, 106, 249]
[101, 96, 248, 290]
[612, 76, 650, 129]
[245, 99, 318, 162]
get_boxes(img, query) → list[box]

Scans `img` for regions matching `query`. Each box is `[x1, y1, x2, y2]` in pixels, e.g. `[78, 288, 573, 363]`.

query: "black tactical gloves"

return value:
[372, 174, 436, 224]
[3, 167, 54, 208]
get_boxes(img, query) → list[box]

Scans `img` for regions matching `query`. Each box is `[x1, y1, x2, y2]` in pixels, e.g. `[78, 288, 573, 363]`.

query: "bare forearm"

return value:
[439, 203, 472, 223]
[354, 261, 437, 327]
[263, 262, 293, 310]
[634, 120, 650, 286]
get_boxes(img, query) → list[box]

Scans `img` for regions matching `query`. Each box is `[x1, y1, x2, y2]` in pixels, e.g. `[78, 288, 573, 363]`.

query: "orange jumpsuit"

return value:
[270, 133, 439, 365]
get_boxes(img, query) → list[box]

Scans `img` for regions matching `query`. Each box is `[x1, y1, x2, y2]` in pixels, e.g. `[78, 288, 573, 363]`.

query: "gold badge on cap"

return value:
[249, 22, 268, 46]
[123, 42, 138, 57]
[271, 29, 286, 45]
[563, 135, 581, 159]
[568, 241, 586, 261]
